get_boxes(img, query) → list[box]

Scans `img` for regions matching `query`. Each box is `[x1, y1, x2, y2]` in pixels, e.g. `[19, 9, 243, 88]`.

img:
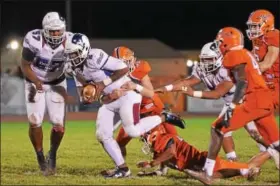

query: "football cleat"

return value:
[104, 167, 131, 178]
[161, 111, 186, 129]
[45, 151, 56, 176]
[36, 151, 47, 173]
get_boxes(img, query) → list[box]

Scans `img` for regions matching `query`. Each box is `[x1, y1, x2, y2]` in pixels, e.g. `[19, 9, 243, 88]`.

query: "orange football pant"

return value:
[212, 91, 279, 146]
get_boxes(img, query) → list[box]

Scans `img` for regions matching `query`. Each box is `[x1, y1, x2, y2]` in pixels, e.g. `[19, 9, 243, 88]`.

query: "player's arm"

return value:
[137, 139, 176, 168]
[21, 45, 43, 90]
[259, 46, 279, 72]
[99, 56, 129, 87]
[155, 75, 201, 93]
[182, 81, 234, 99]
[231, 64, 247, 105]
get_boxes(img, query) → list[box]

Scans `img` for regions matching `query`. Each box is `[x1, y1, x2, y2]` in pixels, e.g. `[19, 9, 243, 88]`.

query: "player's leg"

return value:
[244, 121, 267, 152]
[96, 105, 130, 178]
[254, 113, 280, 169]
[218, 104, 237, 161]
[116, 127, 132, 158]
[186, 105, 268, 184]
[45, 81, 67, 174]
[255, 112, 280, 150]
[120, 91, 184, 138]
[25, 81, 46, 172]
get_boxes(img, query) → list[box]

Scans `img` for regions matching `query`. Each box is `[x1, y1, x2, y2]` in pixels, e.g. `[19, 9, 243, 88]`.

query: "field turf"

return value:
[1, 117, 279, 185]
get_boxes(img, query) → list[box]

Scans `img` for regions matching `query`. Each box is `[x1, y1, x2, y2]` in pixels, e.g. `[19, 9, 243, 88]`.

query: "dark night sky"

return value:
[1, 0, 279, 49]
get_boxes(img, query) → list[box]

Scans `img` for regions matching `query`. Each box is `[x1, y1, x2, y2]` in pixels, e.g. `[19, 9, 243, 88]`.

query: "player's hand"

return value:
[180, 85, 193, 96]
[222, 103, 236, 128]
[121, 81, 136, 91]
[137, 161, 152, 169]
[110, 88, 127, 100]
[154, 87, 166, 94]
[34, 80, 43, 92]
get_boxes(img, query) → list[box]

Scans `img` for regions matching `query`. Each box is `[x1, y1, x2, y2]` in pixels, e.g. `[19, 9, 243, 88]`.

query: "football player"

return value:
[100, 46, 178, 176]
[156, 42, 240, 161]
[137, 124, 277, 183]
[246, 9, 279, 109]
[21, 12, 71, 175]
[64, 33, 185, 178]
[186, 27, 279, 185]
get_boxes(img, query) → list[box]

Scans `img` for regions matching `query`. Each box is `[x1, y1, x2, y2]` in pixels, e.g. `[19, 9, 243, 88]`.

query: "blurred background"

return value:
[1, 0, 279, 116]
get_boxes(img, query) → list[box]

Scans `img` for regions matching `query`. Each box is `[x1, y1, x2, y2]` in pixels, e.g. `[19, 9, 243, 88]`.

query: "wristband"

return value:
[165, 84, 173, 91]
[135, 84, 144, 92]
[103, 77, 112, 86]
[193, 91, 203, 98]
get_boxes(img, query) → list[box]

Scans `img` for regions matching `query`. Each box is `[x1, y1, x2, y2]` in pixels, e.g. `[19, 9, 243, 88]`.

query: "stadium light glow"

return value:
[10, 40, 19, 50]
[186, 60, 193, 67]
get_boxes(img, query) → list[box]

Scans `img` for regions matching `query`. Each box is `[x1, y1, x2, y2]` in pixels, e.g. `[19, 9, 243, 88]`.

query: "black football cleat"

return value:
[161, 111, 186, 129]
[36, 151, 47, 173]
[45, 151, 56, 176]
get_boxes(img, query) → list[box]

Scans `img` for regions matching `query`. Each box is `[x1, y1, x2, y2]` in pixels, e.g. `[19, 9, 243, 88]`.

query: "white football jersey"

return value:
[73, 48, 130, 94]
[22, 29, 72, 82]
[192, 65, 236, 103]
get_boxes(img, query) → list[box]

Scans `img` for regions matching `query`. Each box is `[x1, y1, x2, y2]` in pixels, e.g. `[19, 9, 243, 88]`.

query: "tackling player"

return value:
[100, 46, 178, 176]
[136, 124, 277, 183]
[64, 33, 185, 178]
[21, 12, 70, 175]
[186, 27, 279, 185]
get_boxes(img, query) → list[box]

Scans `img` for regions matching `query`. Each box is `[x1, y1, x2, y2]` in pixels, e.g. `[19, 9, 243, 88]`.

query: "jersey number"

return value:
[34, 57, 63, 72]
[32, 30, 41, 41]
[248, 52, 262, 75]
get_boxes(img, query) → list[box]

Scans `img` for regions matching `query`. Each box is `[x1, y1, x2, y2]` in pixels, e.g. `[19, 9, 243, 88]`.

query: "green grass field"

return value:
[1, 118, 279, 185]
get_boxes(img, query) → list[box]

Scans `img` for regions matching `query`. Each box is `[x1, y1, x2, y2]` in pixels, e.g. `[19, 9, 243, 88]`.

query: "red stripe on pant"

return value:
[133, 103, 140, 125]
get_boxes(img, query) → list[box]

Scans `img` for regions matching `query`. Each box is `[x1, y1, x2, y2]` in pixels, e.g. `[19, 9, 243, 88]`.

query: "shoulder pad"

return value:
[23, 29, 43, 52]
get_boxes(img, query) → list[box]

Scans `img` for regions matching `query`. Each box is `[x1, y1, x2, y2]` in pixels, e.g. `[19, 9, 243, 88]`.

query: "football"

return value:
[82, 84, 97, 101]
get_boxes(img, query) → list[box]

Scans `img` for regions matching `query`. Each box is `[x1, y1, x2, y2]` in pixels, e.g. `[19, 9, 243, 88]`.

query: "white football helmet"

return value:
[199, 42, 223, 73]
[42, 12, 66, 46]
[64, 33, 90, 67]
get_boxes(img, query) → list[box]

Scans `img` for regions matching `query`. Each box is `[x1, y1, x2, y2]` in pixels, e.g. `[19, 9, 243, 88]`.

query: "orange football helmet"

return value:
[112, 46, 136, 72]
[141, 125, 166, 155]
[246, 9, 275, 40]
[215, 27, 244, 54]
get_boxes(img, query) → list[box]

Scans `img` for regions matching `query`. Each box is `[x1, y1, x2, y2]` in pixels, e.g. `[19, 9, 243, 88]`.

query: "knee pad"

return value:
[28, 113, 43, 127]
[49, 114, 64, 125]
[52, 125, 65, 133]
[224, 131, 233, 137]
[96, 130, 112, 142]
[124, 125, 141, 138]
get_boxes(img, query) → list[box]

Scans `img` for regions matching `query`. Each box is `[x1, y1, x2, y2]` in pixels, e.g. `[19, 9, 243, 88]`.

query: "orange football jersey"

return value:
[130, 60, 151, 80]
[222, 49, 268, 94]
[152, 132, 207, 171]
[252, 29, 279, 85]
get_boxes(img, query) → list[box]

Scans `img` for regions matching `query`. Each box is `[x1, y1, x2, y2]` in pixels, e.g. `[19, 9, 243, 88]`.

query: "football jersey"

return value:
[192, 65, 236, 103]
[223, 49, 268, 94]
[73, 48, 130, 94]
[22, 29, 71, 82]
[152, 131, 207, 171]
[252, 29, 279, 85]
